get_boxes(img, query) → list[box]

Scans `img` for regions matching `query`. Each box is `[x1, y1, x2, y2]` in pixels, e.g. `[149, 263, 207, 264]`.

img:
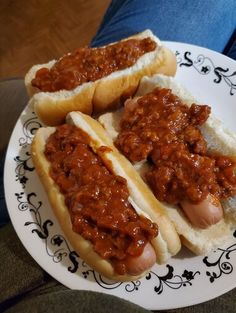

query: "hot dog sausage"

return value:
[124, 242, 157, 276]
[180, 194, 223, 229]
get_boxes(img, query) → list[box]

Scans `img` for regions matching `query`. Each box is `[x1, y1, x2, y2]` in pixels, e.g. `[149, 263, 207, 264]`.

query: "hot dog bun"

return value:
[31, 111, 181, 281]
[25, 30, 177, 126]
[98, 74, 236, 255]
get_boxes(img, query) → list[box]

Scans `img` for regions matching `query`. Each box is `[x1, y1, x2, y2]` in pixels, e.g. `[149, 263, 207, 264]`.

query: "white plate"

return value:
[4, 42, 236, 311]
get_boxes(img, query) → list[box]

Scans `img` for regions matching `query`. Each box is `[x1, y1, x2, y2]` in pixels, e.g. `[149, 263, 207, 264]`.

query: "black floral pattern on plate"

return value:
[14, 151, 34, 188]
[147, 266, 200, 294]
[175, 50, 236, 95]
[78, 261, 200, 294]
[19, 113, 42, 147]
[15, 191, 79, 273]
[203, 230, 236, 283]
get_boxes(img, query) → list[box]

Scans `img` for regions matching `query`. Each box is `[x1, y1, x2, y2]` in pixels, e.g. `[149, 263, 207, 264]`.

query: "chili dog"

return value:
[98, 74, 236, 255]
[25, 30, 177, 126]
[31, 111, 181, 281]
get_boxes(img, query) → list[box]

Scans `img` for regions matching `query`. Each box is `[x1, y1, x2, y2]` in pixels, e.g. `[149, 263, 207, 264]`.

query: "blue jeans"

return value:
[1, 0, 236, 227]
[91, 0, 236, 60]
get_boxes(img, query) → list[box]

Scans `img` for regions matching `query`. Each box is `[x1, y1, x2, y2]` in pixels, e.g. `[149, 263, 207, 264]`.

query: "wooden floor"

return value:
[0, 0, 110, 80]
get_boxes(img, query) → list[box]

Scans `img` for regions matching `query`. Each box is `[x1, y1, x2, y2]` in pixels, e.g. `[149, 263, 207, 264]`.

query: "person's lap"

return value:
[91, 0, 236, 60]
[0, 152, 8, 227]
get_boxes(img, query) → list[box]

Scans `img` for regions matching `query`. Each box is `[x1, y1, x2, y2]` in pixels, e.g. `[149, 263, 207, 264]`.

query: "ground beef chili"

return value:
[115, 87, 236, 204]
[44, 124, 158, 275]
[31, 37, 157, 92]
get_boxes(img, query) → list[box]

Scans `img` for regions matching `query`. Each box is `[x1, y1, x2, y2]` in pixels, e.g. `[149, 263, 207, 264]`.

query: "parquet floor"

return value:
[0, 0, 110, 80]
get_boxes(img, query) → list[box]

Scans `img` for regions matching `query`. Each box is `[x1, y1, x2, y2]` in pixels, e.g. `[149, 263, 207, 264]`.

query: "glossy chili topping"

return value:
[31, 37, 157, 92]
[44, 124, 158, 275]
[115, 88, 236, 204]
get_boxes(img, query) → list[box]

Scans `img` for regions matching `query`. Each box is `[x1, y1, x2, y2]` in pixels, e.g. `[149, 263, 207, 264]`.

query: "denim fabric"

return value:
[91, 0, 236, 60]
[227, 38, 236, 60]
